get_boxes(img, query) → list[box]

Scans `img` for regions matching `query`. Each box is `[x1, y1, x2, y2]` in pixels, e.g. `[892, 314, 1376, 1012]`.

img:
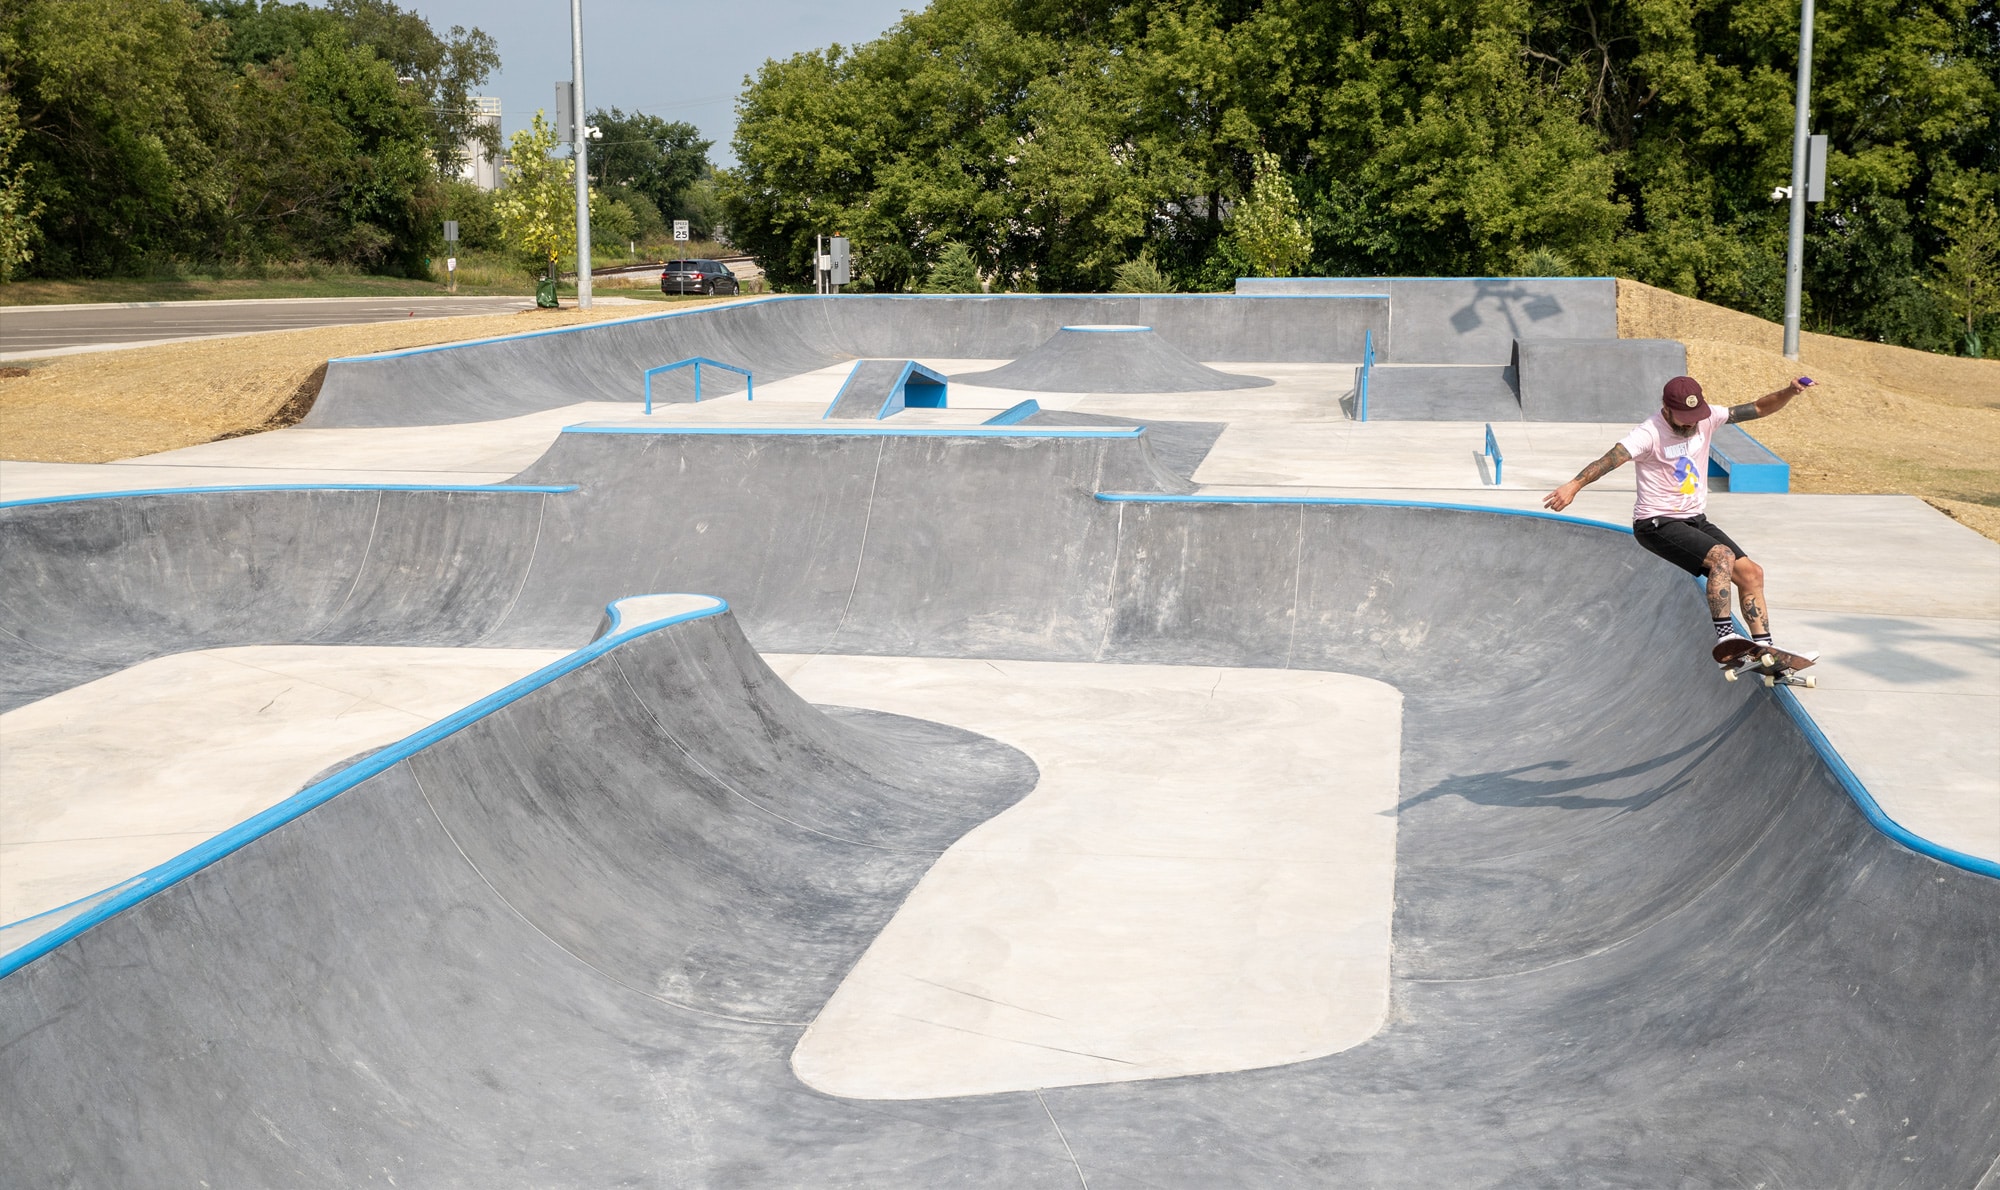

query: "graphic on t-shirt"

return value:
[1674, 455, 1698, 495]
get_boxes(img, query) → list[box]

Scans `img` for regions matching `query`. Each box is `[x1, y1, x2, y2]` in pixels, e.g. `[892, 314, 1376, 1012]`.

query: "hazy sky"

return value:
[403, 1, 918, 165]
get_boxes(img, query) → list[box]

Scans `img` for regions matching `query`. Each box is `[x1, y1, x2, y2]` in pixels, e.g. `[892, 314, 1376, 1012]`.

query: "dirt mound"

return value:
[1619, 280, 2000, 541]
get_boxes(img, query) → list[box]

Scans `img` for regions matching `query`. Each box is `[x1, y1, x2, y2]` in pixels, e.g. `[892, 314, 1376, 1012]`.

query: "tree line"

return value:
[724, 0, 1999, 354]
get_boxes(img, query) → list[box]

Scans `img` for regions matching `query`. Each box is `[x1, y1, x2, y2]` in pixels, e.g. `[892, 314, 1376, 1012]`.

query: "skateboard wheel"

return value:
[1759, 652, 1776, 669]
[1803, 676, 1817, 689]
[1723, 669, 1738, 682]
[1762, 674, 1776, 688]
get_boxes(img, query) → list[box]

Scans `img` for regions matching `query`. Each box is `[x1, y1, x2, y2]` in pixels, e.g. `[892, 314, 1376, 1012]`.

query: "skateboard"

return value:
[1712, 638, 1818, 689]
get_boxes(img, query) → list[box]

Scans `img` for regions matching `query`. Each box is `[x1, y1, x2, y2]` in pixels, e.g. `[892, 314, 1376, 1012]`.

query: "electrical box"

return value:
[1805, 134, 1827, 203]
[829, 236, 851, 286]
[555, 82, 575, 144]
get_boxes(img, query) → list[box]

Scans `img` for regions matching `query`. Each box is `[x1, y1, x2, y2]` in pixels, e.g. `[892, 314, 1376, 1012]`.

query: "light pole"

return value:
[1781, 0, 1816, 359]
[569, 0, 592, 310]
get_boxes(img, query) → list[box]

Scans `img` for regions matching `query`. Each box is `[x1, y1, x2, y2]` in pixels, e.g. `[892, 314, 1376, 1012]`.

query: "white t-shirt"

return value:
[1619, 407, 1731, 520]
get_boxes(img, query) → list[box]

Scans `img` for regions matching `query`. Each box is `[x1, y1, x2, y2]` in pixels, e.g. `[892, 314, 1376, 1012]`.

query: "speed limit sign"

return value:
[673, 220, 689, 242]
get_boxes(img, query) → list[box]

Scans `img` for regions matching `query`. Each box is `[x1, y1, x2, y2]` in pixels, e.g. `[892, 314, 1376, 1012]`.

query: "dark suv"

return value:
[660, 259, 740, 296]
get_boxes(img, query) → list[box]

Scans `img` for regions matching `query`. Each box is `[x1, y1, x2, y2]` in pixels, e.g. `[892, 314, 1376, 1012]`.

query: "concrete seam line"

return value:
[1284, 503, 1306, 669]
[0, 483, 580, 511]
[823, 437, 885, 656]
[1092, 500, 1124, 663]
[0, 595, 731, 980]
[1036, 1090, 1090, 1190]
[475, 488, 556, 646]
[404, 762, 808, 1027]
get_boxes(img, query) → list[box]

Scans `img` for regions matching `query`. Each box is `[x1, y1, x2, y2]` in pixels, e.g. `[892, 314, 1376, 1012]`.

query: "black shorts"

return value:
[1632, 513, 1749, 576]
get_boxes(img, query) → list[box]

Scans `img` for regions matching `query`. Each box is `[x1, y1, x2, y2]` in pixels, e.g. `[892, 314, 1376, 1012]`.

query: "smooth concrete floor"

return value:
[772, 655, 1400, 1100]
[0, 645, 564, 924]
[2, 358, 1992, 870]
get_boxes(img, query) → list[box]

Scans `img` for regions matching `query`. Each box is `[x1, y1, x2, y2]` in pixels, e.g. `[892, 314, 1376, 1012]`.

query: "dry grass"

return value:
[0, 302, 722, 463]
[1619, 280, 2000, 542]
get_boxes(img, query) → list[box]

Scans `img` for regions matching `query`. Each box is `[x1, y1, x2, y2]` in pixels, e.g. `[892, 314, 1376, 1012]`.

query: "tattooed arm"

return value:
[1543, 443, 1632, 511]
[1727, 376, 1814, 423]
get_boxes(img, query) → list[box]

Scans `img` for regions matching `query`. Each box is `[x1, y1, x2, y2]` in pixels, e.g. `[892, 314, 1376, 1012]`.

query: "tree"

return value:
[923, 242, 983, 292]
[1929, 178, 2000, 356]
[586, 108, 711, 233]
[0, 103, 44, 282]
[493, 111, 574, 280]
[1228, 150, 1311, 277]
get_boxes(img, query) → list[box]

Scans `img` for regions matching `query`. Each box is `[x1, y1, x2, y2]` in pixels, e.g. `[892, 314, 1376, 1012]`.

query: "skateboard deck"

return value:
[1712, 638, 1818, 689]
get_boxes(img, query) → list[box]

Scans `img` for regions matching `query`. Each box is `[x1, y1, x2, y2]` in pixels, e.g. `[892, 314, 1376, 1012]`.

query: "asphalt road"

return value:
[0, 296, 534, 356]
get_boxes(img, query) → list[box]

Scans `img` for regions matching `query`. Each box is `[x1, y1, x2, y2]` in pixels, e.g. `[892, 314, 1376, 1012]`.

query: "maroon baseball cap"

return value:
[1661, 376, 1709, 425]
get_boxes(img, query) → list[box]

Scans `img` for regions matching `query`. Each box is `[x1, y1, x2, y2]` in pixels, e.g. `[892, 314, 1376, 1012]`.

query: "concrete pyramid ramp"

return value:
[955, 324, 1274, 392]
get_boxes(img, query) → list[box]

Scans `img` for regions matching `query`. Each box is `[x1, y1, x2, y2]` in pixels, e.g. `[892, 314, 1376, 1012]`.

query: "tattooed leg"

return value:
[1731, 556, 1770, 636]
[1703, 546, 1736, 620]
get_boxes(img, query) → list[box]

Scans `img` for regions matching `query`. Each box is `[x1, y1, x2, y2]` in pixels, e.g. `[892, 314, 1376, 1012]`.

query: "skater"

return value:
[1543, 374, 1815, 654]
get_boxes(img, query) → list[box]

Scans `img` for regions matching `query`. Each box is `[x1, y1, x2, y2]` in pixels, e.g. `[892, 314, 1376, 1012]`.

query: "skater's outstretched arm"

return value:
[1543, 443, 1630, 512]
[1727, 376, 1814, 422]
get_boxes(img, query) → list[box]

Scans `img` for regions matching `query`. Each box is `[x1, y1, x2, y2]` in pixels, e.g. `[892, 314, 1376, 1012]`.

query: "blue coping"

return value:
[1098, 491, 1995, 882]
[1709, 424, 1790, 493]
[1095, 492, 1633, 534]
[564, 424, 1143, 439]
[0, 595, 732, 980]
[0, 484, 578, 511]
[330, 293, 1395, 363]
[984, 399, 1042, 426]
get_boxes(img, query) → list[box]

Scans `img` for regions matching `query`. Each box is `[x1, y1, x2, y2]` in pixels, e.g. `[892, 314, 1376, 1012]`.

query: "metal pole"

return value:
[570, 0, 592, 310]
[1781, 0, 1815, 359]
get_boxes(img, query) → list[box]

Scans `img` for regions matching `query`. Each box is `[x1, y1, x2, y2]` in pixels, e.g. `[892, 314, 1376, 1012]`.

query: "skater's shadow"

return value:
[1398, 700, 1756, 815]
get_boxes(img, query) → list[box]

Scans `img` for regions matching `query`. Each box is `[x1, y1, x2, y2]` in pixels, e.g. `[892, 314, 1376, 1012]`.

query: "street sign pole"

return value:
[443, 220, 459, 294]
[1781, 0, 1816, 359]
[569, 0, 592, 310]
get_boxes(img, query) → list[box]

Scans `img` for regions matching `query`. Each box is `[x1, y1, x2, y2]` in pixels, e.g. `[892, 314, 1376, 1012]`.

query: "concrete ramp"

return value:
[822, 359, 948, 419]
[3, 439, 1996, 1185]
[956, 324, 1275, 392]
[1361, 364, 1521, 420]
[1515, 337, 1688, 420]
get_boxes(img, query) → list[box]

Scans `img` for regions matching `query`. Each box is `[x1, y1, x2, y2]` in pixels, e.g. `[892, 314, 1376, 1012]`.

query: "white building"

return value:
[458, 97, 503, 191]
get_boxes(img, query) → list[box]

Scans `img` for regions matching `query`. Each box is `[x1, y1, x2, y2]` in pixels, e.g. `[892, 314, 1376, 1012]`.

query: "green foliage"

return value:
[723, 0, 1993, 351]
[1, 0, 496, 278]
[586, 108, 713, 236]
[0, 102, 45, 282]
[924, 242, 984, 292]
[1227, 150, 1311, 277]
[1927, 173, 2000, 355]
[1111, 253, 1176, 293]
[493, 112, 575, 278]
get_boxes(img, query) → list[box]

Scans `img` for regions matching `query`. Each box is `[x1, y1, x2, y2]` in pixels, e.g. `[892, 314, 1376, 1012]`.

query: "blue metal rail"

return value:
[643, 357, 753, 413]
[1484, 423, 1504, 485]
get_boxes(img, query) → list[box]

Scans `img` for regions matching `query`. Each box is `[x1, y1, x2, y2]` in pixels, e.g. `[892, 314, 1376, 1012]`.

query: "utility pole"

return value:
[1781, 0, 1816, 359]
[569, 0, 592, 310]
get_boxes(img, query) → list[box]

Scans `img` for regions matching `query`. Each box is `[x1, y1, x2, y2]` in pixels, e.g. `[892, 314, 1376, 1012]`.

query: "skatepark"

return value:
[2, 279, 1996, 1186]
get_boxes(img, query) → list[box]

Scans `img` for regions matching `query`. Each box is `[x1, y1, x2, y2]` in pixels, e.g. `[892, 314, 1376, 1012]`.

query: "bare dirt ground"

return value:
[0, 302, 720, 462]
[1620, 280, 2000, 542]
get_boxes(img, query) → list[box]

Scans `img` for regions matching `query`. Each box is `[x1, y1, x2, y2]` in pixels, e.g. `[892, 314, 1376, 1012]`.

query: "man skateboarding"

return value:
[1543, 374, 1814, 657]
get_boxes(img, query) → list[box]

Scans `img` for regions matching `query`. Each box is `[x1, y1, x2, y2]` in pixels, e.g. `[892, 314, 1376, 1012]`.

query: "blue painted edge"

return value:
[984, 399, 1042, 426]
[1773, 685, 2000, 879]
[0, 595, 732, 980]
[328, 293, 1398, 363]
[564, 425, 1143, 439]
[1094, 492, 1633, 534]
[1098, 491, 1996, 882]
[0, 484, 578, 511]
